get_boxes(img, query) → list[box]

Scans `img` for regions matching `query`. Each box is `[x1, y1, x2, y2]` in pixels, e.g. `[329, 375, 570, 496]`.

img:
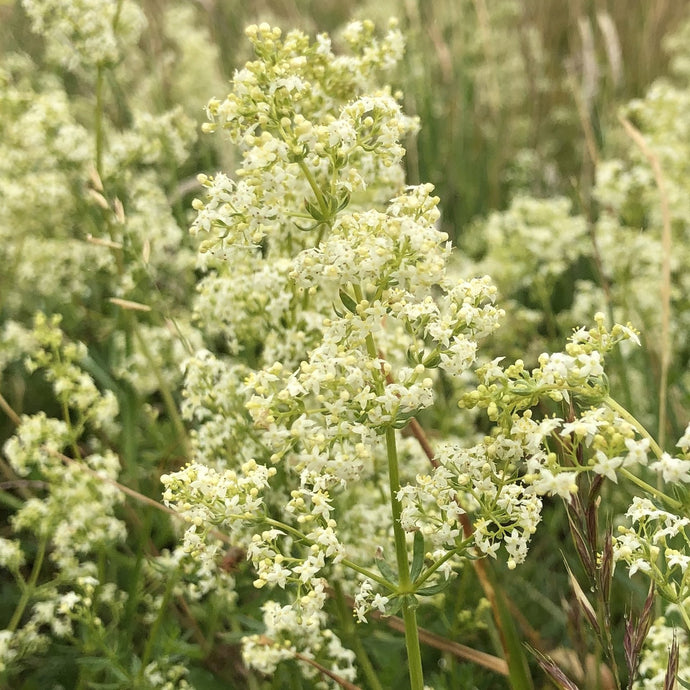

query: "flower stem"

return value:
[8, 534, 47, 633]
[386, 426, 424, 689]
[605, 396, 664, 459]
[261, 517, 394, 589]
[132, 326, 190, 458]
[618, 468, 682, 511]
[353, 281, 424, 686]
[95, 64, 105, 177]
[402, 601, 425, 690]
[605, 396, 683, 510]
[415, 542, 471, 588]
[138, 566, 178, 678]
[297, 159, 329, 217]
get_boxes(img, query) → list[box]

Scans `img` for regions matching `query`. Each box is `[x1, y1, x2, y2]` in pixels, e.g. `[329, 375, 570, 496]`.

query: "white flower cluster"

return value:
[4, 415, 125, 575]
[353, 579, 391, 623]
[0, 539, 25, 574]
[23, 313, 119, 433]
[21, 0, 146, 71]
[148, 543, 237, 607]
[0, 315, 129, 594]
[192, 21, 417, 256]
[399, 434, 545, 571]
[613, 491, 690, 614]
[242, 580, 356, 681]
[142, 657, 195, 690]
[163, 20, 508, 683]
[180, 350, 260, 467]
[467, 314, 641, 419]
[162, 459, 277, 544]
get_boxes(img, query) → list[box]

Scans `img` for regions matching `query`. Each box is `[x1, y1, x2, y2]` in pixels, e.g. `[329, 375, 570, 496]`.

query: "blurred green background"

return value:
[3, 0, 687, 240]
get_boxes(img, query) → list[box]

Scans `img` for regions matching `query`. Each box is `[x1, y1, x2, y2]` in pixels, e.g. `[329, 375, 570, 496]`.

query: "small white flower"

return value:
[650, 452, 690, 484]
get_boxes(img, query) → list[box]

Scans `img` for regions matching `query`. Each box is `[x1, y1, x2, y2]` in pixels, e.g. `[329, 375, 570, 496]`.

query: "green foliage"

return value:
[2, 2, 690, 690]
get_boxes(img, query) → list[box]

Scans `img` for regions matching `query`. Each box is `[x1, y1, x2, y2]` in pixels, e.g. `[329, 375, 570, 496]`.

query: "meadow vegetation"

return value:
[2, 1, 690, 688]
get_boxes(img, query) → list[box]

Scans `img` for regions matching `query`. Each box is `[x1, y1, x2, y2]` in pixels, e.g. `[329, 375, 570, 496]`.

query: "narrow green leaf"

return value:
[422, 351, 442, 368]
[339, 289, 358, 315]
[304, 198, 323, 221]
[406, 347, 421, 366]
[387, 595, 403, 616]
[375, 557, 398, 584]
[410, 531, 425, 582]
[485, 564, 535, 690]
[417, 578, 453, 596]
[336, 192, 351, 212]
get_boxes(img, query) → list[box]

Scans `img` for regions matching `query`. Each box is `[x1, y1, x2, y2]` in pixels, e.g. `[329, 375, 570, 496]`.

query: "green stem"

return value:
[415, 542, 471, 588]
[132, 326, 190, 458]
[8, 534, 48, 633]
[343, 559, 396, 590]
[605, 396, 664, 459]
[604, 397, 683, 509]
[678, 602, 690, 633]
[618, 468, 682, 511]
[0, 489, 23, 510]
[402, 602, 425, 690]
[386, 431, 408, 586]
[297, 159, 329, 216]
[386, 426, 424, 689]
[138, 567, 178, 676]
[352, 282, 424, 686]
[332, 581, 384, 690]
[95, 64, 105, 177]
[261, 517, 394, 589]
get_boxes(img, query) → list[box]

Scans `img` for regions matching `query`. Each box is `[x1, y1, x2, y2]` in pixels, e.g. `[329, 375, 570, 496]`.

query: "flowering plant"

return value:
[3, 3, 690, 690]
[163, 20, 690, 690]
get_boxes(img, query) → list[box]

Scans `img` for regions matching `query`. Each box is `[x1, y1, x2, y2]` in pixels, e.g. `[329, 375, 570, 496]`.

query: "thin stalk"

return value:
[297, 159, 329, 217]
[604, 397, 683, 510]
[341, 558, 396, 591]
[138, 568, 178, 677]
[385, 427, 409, 584]
[618, 468, 682, 512]
[415, 543, 471, 588]
[0, 490, 23, 510]
[678, 602, 690, 633]
[618, 115, 672, 451]
[353, 281, 424, 687]
[605, 396, 664, 460]
[132, 326, 190, 458]
[8, 534, 48, 633]
[61, 399, 83, 461]
[0, 390, 21, 425]
[262, 517, 394, 589]
[95, 64, 105, 177]
[386, 427, 424, 690]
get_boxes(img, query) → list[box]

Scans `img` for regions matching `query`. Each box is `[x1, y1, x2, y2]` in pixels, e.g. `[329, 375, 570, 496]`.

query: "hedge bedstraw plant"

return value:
[3, 8, 690, 690]
[160, 21, 690, 689]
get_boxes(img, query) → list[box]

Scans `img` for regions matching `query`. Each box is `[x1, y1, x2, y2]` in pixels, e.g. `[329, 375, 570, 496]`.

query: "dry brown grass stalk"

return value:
[618, 114, 672, 450]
